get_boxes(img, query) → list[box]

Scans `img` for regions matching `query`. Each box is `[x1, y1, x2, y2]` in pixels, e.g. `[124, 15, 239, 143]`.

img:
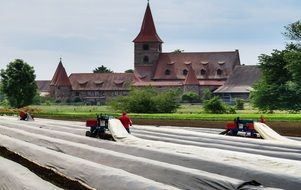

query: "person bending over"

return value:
[119, 112, 132, 133]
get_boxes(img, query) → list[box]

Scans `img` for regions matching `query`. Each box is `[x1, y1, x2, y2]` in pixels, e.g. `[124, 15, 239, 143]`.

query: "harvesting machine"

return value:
[85, 115, 114, 140]
[220, 117, 261, 138]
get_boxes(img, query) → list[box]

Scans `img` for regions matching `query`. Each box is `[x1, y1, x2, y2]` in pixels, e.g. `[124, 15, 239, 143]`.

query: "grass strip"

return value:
[33, 112, 301, 121]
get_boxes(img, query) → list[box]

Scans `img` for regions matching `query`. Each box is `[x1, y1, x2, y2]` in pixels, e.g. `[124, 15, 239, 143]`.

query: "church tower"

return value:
[49, 58, 72, 101]
[133, 2, 163, 80]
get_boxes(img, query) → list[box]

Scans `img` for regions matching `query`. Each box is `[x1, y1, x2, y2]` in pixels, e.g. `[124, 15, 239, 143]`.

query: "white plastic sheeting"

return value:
[0, 116, 299, 189]
[254, 122, 295, 141]
[0, 134, 179, 190]
[0, 156, 62, 190]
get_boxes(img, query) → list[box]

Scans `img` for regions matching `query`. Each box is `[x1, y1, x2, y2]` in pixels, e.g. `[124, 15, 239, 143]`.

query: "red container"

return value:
[86, 119, 97, 127]
[226, 122, 236, 129]
[246, 123, 255, 129]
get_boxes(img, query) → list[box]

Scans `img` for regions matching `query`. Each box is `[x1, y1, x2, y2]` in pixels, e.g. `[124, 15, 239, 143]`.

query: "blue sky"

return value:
[0, 0, 300, 80]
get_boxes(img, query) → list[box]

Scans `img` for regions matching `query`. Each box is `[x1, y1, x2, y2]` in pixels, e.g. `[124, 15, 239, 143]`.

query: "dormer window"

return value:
[165, 69, 170, 75]
[217, 69, 223, 75]
[201, 69, 206, 76]
[143, 44, 149, 50]
[183, 69, 188, 76]
[218, 61, 225, 65]
[143, 56, 149, 63]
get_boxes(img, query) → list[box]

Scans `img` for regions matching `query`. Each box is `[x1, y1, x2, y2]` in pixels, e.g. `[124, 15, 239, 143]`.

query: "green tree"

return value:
[93, 65, 113, 73]
[203, 96, 227, 114]
[182, 92, 201, 103]
[153, 90, 180, 113]
[125, 69, 134, 73]
[172, 49, 184, 53]
[234, 98, 244, 110]
[283, 20, 301, 44]
[251, 20, 301, 112]
[0, 59, 38, 108]
[201, 88, 212, 101]
[109, 87, 180, 113]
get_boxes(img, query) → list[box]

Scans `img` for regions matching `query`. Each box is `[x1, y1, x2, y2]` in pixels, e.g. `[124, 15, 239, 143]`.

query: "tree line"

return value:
[251, 20, 301, 112]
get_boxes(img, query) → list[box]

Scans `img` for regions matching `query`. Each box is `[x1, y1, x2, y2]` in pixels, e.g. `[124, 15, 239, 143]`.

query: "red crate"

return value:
[86, 119, 97, 127]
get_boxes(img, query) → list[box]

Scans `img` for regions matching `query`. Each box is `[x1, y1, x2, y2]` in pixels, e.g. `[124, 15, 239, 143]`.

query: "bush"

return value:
[201, 88, 212, 101]
[235, 98, 244, 110]
[0, 99, 10, 107]
[203, 96, 227, 114]
[109, 87, 180, 113]
[32, 94, 42, 105]
[182, 92, 201, 103]
[73, 97, 82, 103]
[227, 106, 237, 114]
[153, 91, 180, 113]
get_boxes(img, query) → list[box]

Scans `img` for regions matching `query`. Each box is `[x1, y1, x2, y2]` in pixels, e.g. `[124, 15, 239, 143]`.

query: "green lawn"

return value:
[22, 104, 301, 122]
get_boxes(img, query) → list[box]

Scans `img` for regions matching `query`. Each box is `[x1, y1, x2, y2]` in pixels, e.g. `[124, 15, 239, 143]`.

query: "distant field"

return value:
[1, 104, 301, 136]
[22, 104, 301, 121]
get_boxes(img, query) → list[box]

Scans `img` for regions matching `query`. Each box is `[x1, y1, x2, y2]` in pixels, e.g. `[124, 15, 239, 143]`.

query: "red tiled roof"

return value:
[50, 61, 71, 86]
[214, 65, 261, 93]
[199, 80, 224, 86]
[134, 65, 156, 81]
[133, 80, 224, 87]
[36, 80, 51, 92]
[133, 3, 163, 43]
[133, 81, 183, 87]
[69, 73, 134, 91]
[184, 65, 199, 85]
[133, 71, 143, 82]
[152, 51, 240, 80]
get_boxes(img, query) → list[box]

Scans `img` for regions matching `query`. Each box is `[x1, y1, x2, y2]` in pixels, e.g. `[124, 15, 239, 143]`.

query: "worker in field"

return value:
[234, 117, 240, 128]
[259, 115, 266, 123]
[119, 112, 132, 133]
[19, 111, 34, 121]
[19, 111, 27, 120]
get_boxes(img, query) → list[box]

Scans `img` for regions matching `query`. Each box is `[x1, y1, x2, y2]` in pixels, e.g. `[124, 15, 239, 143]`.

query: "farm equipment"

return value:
[85, 115, 114, 140]
[220, 118, 260, 138]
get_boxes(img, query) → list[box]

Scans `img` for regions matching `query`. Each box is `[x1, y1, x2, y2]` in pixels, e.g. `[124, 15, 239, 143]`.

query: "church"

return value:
[37, 2, 259, 105]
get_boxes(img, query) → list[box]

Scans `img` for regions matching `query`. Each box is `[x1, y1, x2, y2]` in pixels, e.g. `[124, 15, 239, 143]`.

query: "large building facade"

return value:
[37, 3, 258, 105]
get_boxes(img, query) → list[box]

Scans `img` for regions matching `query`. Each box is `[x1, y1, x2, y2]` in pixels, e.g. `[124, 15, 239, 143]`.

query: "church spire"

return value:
[50, 58, 71, 87]
[133, 2, 163, 43]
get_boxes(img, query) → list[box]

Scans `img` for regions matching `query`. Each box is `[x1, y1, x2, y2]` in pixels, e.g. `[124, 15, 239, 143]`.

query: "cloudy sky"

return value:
[0, 0, 300, 80]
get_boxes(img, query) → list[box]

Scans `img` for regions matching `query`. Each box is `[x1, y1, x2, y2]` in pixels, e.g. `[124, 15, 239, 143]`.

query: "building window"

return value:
[200, 69, 206, 75]
[75, 92, 79, 96]
[165, 69, 170, 75]
[143, 56, 149, 63]
[143, 44, 149, 50]
[183, 69, 188, 76]
[217, 69, 223, 75]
